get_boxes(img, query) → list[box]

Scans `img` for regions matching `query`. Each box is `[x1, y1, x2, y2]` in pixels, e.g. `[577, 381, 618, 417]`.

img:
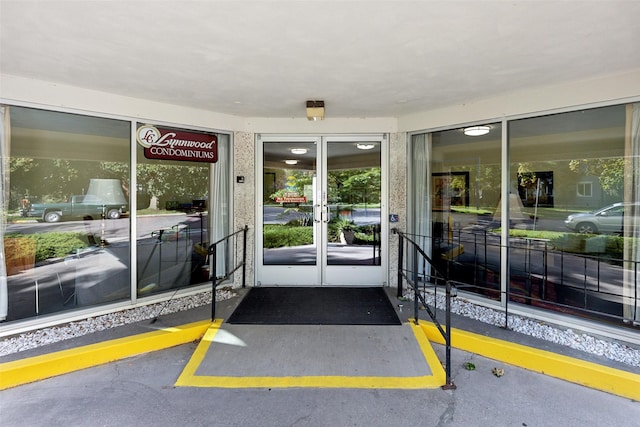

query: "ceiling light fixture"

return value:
[306, 100, 325, 121]
[463, 126, 491, 136]
[290, 148, 308, 155]
[356, 143, 375, 150]
[284, 159, 298, 165]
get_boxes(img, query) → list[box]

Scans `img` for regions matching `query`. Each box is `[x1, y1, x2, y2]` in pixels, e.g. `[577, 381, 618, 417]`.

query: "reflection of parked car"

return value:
[26, 195, 128, 223]
[564, 202, 640, 234]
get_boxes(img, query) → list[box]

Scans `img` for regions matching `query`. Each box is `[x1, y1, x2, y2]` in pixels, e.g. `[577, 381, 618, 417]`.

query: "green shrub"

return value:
[263, 225, 313, 248]
[328, 218, 359, 242]
[354, 232, 374, 244]
[550, 233, 625, 259]
[6, 232, 89, 263]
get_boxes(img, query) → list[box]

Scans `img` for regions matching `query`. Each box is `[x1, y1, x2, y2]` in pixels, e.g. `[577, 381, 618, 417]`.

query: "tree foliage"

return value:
[328, 168, 381, 204]
[9, 156, 208, 210]
[569, 158, 625, 197]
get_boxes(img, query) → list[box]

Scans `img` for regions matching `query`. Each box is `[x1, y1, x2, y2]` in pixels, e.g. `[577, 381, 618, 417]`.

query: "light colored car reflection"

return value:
[564, 202, 640, 234]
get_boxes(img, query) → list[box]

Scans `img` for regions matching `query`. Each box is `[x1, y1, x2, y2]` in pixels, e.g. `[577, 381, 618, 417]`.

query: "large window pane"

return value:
[135, 124, 225, 297]
[412, 124, 502, 298]
[4, 106, 131, 321]
[508, 104, 638, 325]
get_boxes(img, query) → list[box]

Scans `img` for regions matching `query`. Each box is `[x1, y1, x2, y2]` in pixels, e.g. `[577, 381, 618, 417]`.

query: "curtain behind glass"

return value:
[624, 103, 640, 323]
[210, 134, 229, 277]
[411, 133, 431, 277]
[0, 106, 9, 320]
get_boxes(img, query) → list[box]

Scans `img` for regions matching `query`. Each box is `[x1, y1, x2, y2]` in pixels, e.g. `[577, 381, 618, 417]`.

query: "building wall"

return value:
[388, 131, 406, 287]
[233, 131, 255, 287]
[2, 70, 639, 330]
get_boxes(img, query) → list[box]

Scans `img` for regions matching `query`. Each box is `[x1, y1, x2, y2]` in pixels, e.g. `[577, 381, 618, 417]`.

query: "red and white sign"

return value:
[275, 196, 307, 203]
[136, 125, 218, 163]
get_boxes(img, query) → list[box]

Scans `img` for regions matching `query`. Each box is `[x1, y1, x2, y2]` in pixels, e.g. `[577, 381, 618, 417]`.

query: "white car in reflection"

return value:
[564, 202, 640, 234]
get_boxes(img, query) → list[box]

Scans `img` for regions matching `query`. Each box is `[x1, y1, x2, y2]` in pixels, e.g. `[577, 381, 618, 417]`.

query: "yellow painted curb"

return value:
[175, 321, 446, 389]
[0, 319, 211, 390]
[419, 320, 640, 400]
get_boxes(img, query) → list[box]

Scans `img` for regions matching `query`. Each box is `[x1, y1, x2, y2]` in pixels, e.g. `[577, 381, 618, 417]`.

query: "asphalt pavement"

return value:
[1, 288, 639, 427]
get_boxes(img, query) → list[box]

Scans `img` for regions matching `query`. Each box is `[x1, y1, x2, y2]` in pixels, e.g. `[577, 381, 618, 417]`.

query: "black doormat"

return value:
[226, 287, 401, 325]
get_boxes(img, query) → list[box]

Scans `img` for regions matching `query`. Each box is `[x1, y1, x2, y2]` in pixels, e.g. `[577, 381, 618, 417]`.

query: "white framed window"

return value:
[577, 182, 592, 197]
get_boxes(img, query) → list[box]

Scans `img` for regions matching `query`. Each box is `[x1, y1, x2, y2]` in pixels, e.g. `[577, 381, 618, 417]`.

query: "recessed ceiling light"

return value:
[291, 148, 307, 155]
[356, 143, 375, 150]
[463, 126, 491, 136]
[284, 159, 298, 165]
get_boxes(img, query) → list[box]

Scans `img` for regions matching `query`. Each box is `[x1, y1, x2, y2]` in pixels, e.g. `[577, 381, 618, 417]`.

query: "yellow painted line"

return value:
[408, 320, 446, 385]
[419, 320, 640, 400]
[175, 321, 445, 389]
[175, 319, 224, 385]
[0, 319, 211, 390]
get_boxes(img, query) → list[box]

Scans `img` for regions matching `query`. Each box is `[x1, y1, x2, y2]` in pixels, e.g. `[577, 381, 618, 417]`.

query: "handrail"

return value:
[393, 228, 456, 390]
[208, 225, 249, 320]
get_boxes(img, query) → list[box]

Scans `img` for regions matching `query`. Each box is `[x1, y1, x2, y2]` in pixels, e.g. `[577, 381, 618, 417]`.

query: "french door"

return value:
[256, 134, 387, 286]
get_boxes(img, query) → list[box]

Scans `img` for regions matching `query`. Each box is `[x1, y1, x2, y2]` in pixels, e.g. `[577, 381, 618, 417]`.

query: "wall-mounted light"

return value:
[284, 159, 298, 165]
[291, 148, 308, 155]
[306, 100, 325, 121]
[463, 126, 491, 136]
[356, 143, 375, 150]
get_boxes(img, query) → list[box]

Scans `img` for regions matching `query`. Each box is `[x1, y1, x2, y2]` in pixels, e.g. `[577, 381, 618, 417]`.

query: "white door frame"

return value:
[255, 134, 388, 287]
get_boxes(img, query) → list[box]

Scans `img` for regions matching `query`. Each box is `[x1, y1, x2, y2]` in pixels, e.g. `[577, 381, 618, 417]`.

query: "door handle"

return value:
[314, 204, 321, 223]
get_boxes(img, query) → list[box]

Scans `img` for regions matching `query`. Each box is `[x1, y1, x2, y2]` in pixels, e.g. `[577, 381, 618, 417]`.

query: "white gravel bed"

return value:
[0, 288, 237, 357]
[1, 287, 639, 369]
[419, 292, 640, 368]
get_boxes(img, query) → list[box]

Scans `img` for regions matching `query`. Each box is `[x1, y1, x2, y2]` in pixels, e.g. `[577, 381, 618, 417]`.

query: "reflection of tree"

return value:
[10, 156, 210, 211]
[9, 158, 129, 208]
[136, 163, 208, 209]
[516, 165, 555, 207]
[475, 165, 501, 208]
[265, 168, 381, 206]
[328, 168, 381, 204]
[569, 158, 625, 198]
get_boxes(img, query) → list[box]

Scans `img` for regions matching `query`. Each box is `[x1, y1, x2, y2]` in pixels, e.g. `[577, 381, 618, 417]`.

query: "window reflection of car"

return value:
[26, 195, 128, 223]
[564, 202, 640, 234]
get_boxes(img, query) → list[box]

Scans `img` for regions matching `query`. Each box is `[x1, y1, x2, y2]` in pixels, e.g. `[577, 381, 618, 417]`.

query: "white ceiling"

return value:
[1, 1, 639, 119]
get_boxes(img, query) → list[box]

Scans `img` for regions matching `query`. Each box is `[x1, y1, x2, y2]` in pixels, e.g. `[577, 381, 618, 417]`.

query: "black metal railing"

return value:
[433, 222, 639, 327]
[209, 225, 249, 320]
[393, 228, 456, 390]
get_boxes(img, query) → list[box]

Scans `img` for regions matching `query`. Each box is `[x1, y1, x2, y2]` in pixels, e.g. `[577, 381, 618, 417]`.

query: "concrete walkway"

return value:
[1, 288, 639, 426]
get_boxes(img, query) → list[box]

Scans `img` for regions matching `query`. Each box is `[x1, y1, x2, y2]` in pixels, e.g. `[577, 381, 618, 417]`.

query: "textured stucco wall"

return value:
[387, 132, 407, 289]
[232, 131, 406, 289]
[232, 131, 255, 287]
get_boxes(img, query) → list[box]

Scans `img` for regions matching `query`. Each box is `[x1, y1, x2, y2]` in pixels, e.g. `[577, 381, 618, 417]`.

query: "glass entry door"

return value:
[257, 135, 385, 286]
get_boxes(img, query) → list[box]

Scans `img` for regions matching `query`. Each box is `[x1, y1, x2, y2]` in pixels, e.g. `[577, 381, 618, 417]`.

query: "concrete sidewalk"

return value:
[1, 288, 639, 426]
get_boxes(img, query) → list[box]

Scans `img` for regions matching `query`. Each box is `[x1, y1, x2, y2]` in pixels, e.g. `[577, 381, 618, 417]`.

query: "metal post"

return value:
[35, 279, 39, 315]
[543, 241, 548, 300]
[199, 212, 204, 248]
[210, 244, 217, 321]
[242, 225, 248, 288]
[413, 246, 419, 324]
[583, 256, 588, 309]
[632, 261, 640, 325]
[157, 230, 163, 289]
[442, 279, 456, 390]
[397, 231, 404, 298]
[504, 251, 509, 330]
